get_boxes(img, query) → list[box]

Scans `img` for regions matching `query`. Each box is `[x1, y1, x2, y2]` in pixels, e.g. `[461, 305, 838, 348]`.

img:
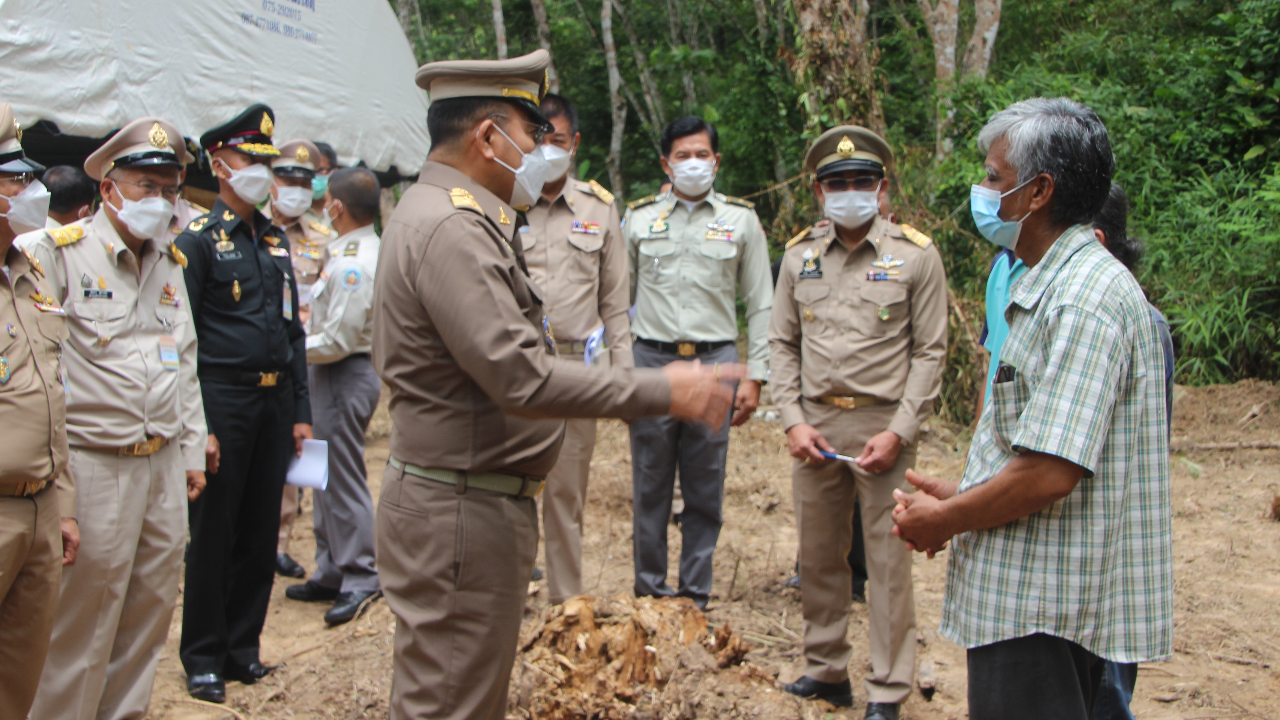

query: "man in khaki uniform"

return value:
[268, 138, 334, 579]
[771, 126, 946, 720]
[24, 118, 210, 720]
[374, 50, 739, 720]
[0, 102, 77, 720]
[521, 93, 632, 603]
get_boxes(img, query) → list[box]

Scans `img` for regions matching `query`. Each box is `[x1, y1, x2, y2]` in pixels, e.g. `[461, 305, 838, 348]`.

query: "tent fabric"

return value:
[0, 0, 431, 172]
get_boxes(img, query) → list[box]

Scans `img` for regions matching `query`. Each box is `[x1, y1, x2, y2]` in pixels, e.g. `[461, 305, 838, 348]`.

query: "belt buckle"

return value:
[831, 396, 855, 410]
[677, 342, 696, 357]
[259, 372, 279, 387]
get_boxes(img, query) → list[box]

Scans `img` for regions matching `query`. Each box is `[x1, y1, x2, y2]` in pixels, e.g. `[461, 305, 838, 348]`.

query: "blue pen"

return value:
[820, 450, 858, 463]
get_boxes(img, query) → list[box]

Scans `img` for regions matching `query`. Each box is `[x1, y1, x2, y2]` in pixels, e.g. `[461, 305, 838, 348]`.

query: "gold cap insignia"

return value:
[296, 146, 309, 163]
[837, 136, 856, 159]
[149, 122, 168, 150]
[260, 112, 274, 137]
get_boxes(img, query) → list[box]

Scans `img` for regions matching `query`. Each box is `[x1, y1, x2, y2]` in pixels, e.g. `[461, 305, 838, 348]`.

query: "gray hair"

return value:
[978, 97, 1116, 227]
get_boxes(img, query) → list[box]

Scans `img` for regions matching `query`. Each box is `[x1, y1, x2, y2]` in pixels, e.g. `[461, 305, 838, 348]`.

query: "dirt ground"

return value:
[144, 379, 1280, 719]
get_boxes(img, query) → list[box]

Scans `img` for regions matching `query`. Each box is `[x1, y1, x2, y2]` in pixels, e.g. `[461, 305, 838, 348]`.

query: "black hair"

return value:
[1093, 180, 1144, 272]
[540, 93, 579, 135]
[328, 166, 381, 224]
[313, 141, 339, 170]
[43, 165, 97, 214]
[660, 116, 718, 157]
[427, 97, 530, 150]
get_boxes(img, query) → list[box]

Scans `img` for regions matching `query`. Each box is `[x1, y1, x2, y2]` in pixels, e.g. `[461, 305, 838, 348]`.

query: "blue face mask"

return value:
[970, 177, 1034, 250]
[311, 174, 329, 200]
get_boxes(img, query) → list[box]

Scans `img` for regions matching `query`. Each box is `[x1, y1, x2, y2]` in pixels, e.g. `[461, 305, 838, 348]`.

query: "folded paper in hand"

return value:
[287, 439, 329, 490]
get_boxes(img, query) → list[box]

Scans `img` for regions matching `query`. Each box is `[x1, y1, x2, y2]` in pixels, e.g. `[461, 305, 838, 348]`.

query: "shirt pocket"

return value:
[155, 305, 193, 346]
[793, 282, 832, 335]
[858, 282, 910, 338]
[694, 239, 738, 288]
[72, 300, 128, 355]
[988, 371, 1025, 455]
[564, 231, 604, 283]
[0, 332, 33, 392]
[211, 256, 260, 304]
[637, 239, 678, 286]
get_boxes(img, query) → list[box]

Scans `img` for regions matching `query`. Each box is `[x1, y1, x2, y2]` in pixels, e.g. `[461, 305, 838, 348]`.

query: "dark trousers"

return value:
[1093, 662, 1137, 720]
[968, 633, 1105, 720]
[180, 381, 295, 676]
[630, 341, 737, 606]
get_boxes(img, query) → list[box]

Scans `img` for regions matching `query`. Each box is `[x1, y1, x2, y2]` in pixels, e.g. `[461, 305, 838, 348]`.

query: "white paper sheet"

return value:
[287, 439, 329, 491]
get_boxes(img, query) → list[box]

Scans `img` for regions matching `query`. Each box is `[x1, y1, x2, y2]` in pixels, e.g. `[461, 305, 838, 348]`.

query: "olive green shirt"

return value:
[624, 191, 772, 381]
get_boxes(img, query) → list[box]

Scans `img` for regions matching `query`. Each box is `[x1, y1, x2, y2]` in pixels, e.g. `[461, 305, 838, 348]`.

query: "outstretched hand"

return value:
[664, 361, 747, 428]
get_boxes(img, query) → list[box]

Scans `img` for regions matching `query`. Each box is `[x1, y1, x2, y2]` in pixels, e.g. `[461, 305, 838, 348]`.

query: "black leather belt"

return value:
[199, 366, 290, 387]
[636, 338, 734, 357]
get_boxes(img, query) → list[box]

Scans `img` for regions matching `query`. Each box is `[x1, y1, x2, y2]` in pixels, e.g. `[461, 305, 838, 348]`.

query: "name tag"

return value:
[216, 251, 243, 261]
[269, 247, 290, 257]
[83, 289, 113, 299]
[283, 287, 293, 321]
[159, 335, 179, 371]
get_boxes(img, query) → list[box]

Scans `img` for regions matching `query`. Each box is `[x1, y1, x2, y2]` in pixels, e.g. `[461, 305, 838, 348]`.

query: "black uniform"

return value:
[176, 197, 311, 677]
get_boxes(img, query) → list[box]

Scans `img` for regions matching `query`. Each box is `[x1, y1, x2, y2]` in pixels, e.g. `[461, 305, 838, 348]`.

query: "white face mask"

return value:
[1, 180, 51, 234]
[108, 183, 174, 240]
[273, 184, 312, 218]
[322, 199, 342, 229]
[823, 190, 880, 229]
[217, 158, 274, 205]
[669, 157, 716, 197]
[487, 123, 552, 208]
[542, 143, 573, 182]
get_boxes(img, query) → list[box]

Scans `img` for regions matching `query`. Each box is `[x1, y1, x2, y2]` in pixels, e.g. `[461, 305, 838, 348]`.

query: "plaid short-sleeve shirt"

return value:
[940, 225, 1173, 663]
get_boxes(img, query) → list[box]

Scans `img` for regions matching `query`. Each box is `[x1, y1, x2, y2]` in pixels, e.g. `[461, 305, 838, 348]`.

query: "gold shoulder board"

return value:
[725, 195, 755, 209]
[588, 179, 615, 205]
[784, 226, 813, 250]
[309, 221, 331, 235]
[50, 226, 85, 247]
[187, 202, 209, 215]
[627, 195, 656, 211]
[344, 241, 359, 257]
[188, 217, 209, 233]
[900, 223, 933, 249]
[449, 187, 483, 213]
[169, 242, 188, 268]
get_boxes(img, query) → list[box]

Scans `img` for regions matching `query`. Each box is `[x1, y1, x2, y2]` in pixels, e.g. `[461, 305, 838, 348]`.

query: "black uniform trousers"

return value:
[180, 379, 295, 675]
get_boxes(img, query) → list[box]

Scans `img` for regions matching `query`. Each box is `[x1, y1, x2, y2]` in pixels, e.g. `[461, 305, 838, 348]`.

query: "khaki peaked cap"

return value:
[804, 125, 894, 178]
[84, 117, 191, 180]
[415, 49, 551, 124]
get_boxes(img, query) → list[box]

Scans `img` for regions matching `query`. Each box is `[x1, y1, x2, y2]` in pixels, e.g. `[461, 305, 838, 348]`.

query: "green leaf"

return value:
[1243, 145, 1266, 161]
[577, 159, 592, 180]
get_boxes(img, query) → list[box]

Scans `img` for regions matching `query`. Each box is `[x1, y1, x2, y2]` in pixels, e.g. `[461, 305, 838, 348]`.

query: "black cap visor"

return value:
[112, 151, 182, 171]
[0, 150, 45, 173]
[273, 166, 316, 180]
[815, 158, 884, 180]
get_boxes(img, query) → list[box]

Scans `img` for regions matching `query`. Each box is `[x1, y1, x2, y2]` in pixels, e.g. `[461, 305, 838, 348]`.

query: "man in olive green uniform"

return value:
[771, 127, 946, 720]
[623, 115, 773, 609]
[373, 50, 739, 720]
[522, 93, 632, 604]
[0, 102, 77, 720]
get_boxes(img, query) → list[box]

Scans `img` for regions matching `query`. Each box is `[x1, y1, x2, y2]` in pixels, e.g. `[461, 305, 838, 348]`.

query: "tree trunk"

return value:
[602, 0, 628, 196]
[397, 0, 413, 34]
[772, 144, 796, 226]
[530, 0, 561, 93]
[750, 0, 770, 45]
[961, 0, 1002, 79]
[615, 0, 667, 130]
[789, 0, 881, 131]
[491, 0, 508, 60]
[917, 0, 960, 156]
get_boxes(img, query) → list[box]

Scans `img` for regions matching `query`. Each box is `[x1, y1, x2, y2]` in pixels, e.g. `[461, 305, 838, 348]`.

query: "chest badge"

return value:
[232, 280, 242, 302]
[160, 283, 180, 307]
[5, 323, 15, 338]
[80, 274, 92, 289]
[872, 254, 904, 269]
[0, 357, 8, 384]
[649, 209, 669, 235]
[216, 238, 234, 253]
[571, 220, 601, 235]
[264, 235, 281, 247]
[878, 306, 891, 321]
[705, 218, 735, 242]
[799, 249, 823, 279]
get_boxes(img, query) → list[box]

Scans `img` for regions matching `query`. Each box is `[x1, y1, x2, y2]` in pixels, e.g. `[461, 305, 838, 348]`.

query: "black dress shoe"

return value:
[865, 702, 900, 720]
[784, 574, 801, 589]
[325, 590, 382, 625]
[224, 661, 273, 685]
[782, 676, 853, 707]
[186, 673, 225, 703]
[276, 553, 306, 578]
[286, 580, 340, 602]
[531, 567, 544, 581]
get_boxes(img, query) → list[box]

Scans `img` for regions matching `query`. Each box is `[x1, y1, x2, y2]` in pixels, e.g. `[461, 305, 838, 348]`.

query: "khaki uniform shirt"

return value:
[26, 211, 208, 471]
[624, 191, 772, 380]
[306, 223, 379, 364]
[522, 178, 632, 367]
[169, 198, 208, 239]
[372, 161, 670, 478]
[0, 244, 74, 516]
[769, 218, 947, 443]
[275, 205, 335, 303]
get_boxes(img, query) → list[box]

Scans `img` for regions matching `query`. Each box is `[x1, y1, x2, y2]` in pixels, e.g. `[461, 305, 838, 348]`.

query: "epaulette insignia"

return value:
[900, 223, 933, 249]
[627, 195, 657, 211]
[308, 221, 330, 235]
[49, 226, 85, 247]
[785, 226, 813, 250]
[725, 195, 755, 209]
[449, 187, 483, 213]
[343, 241, 359, 257]
[169, 242, 188, 268]
[222, 210, 236, 222]
[188, 217, 209, 233]
[187, 202, 209, 215]
[588, 179, 615, 205]
[21, 248, 44, 277]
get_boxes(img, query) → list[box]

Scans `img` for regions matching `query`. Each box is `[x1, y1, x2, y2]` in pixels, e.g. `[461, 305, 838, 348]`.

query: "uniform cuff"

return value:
[780, 403, 807, 431]
[58, 485, 76, 518]
[295, 401, 313, 426]
[183, 443, 206, 473]
[636, 369, 673, 416]
[887, 413, 919, 445]
[747, 360, 768, 382]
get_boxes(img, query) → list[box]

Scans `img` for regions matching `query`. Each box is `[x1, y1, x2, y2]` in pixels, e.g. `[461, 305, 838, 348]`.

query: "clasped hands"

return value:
[890, 469, 961, 558]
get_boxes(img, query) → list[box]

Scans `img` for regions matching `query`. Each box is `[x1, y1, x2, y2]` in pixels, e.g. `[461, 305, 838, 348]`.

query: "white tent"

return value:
[0, 0, 431, 172]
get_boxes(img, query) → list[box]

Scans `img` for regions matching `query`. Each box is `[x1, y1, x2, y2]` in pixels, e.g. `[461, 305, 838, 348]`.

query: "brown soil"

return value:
[145, 380, 1280, 719]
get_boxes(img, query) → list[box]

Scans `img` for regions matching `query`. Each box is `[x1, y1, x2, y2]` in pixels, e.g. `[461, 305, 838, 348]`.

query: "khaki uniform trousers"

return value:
[541, 417, 596, 604]
[0, 485, 61, 719]
[31, 442, 185, 720]
[793, 399, 916, 704]
[377, 463, 538, 720]
[279, 484, 300, 555]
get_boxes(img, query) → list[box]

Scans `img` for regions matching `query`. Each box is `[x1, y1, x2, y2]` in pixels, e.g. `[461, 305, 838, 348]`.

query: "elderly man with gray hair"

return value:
[890, 97, 1172, 718]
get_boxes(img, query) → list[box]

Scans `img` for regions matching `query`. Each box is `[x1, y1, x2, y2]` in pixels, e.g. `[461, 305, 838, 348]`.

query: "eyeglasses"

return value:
[116, 179, 181, 201]
[490, 113, 552, 146]
[820, 176, 882, 193]
[0, 172, 33, 187]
